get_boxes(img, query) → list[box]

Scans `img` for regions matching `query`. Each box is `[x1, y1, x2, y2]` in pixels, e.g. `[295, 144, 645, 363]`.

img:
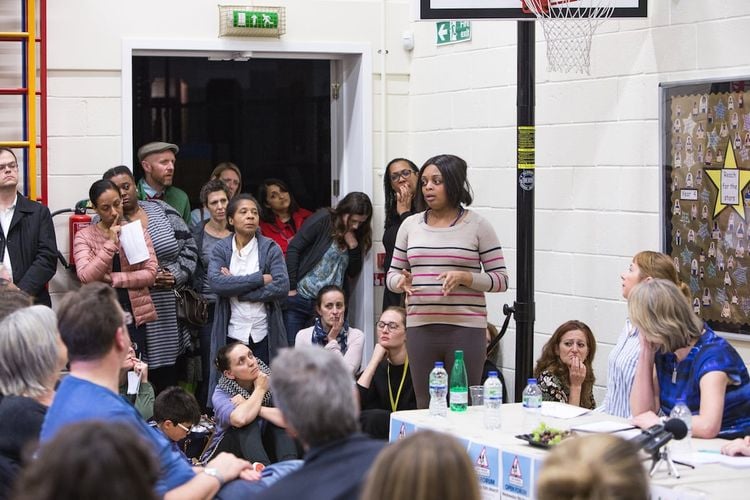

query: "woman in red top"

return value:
[257, 178, 312, 256]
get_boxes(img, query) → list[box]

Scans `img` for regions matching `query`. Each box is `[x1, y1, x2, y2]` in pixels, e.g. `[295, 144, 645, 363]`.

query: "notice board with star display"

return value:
[662, 78, 750, 336]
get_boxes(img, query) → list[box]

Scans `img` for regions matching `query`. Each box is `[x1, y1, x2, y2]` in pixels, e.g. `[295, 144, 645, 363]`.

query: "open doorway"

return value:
[131, 56, 332, 212]
[122, 39, 373, 351]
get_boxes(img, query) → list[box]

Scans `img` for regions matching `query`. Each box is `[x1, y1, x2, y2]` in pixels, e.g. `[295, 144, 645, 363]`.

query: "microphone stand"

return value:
[648, 445, 695, 479]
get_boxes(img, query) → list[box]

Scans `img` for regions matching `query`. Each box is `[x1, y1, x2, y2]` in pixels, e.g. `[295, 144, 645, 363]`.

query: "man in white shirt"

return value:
[0, 148, 58, 306]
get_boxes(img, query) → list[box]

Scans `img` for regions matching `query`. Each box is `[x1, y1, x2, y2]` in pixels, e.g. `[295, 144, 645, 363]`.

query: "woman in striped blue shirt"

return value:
[599, 251, 689, 418]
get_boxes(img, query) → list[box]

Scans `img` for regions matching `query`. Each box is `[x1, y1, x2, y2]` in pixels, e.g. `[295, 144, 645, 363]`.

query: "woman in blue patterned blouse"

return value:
[629, 279, 750, 439]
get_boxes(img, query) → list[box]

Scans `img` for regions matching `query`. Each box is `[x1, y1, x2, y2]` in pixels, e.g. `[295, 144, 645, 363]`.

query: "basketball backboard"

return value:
[419, 0, 647, 20]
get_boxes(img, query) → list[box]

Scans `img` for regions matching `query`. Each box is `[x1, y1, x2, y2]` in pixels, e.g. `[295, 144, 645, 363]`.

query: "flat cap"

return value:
[137, 142, 179, 161]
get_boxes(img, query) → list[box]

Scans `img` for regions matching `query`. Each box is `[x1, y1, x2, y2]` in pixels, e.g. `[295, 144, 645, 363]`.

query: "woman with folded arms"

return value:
[629, 279, 750, 438]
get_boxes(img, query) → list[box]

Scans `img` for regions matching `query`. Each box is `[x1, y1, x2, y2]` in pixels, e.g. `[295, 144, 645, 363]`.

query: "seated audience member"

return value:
[12, 421, 160, 500]
[40, 282, 268, 500]
[534, 320, 597, 409]
[536, 434, 648, 500]
[0, 306, 66, 499]
[629, 279, 750, 439]
[0, 287, 32, 322]
[722, 436, 750, 457]
[257, 178, 312, 257]
[190, 162, 242, 227]
[203, 343, 298, 465]
[600, 250, 690, 418]
[483, 322, 508, 402]
[255, 346, 384, 500]
[357, 307, 416, 439]
[295, 285, 364, 375]
[118, 342, 155, 420]
[153, 386, 201, 465]
[360, 430, 480, 500]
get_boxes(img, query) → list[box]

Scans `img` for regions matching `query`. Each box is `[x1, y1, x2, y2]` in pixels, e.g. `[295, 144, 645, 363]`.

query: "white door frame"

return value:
[121, 38, 374, 351]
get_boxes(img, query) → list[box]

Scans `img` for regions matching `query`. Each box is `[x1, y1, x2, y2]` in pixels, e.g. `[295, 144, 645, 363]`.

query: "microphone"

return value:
[630, 418, 688, 455]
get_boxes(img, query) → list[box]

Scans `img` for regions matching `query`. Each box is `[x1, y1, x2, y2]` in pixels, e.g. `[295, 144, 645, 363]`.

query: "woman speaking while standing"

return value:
[386, 154, 509, 408]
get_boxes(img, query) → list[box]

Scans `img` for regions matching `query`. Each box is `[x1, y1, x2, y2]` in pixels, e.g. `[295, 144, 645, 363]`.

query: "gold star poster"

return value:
[665, 80, 750, 334]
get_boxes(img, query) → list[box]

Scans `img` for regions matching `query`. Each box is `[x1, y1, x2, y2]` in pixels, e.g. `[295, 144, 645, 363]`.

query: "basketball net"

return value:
[522, 0, 615, 75]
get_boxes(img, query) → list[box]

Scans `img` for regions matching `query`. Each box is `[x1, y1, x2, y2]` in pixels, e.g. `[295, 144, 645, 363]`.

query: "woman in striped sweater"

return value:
[386, 154, 509, 408]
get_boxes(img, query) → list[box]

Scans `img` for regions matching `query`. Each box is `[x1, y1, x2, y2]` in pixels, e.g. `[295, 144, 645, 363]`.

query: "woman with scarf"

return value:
[202, 342, 298, 465]
[294, 285, 364, 375]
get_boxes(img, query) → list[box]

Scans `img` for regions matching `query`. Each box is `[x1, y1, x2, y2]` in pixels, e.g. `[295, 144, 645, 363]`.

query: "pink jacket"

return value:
[73, 224, 158, 326]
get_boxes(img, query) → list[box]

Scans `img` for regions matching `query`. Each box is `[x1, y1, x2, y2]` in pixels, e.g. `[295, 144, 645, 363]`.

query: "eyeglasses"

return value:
[376, 321, 402, 331]
[389, 169, 414, 182]
[0, 161, 18, 171]
[176, 423, 192, 433]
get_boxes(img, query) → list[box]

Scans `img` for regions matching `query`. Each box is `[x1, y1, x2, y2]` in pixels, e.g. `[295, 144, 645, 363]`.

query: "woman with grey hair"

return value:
[629, 279, 750, 439]
[0, 306, 67, 497]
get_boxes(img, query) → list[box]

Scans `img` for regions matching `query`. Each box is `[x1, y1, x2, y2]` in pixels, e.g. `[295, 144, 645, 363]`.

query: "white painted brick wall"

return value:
[409, 1, 750, 401]
[2, 0, 749, 403]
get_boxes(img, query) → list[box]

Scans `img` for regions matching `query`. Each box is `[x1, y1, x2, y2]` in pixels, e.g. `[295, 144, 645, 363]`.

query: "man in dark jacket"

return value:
[256, 346, 384, 500]
[0, 148, 58, 306]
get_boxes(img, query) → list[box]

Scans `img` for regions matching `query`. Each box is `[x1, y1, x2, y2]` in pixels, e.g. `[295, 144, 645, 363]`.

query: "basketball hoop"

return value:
[521, 0, 615, 75]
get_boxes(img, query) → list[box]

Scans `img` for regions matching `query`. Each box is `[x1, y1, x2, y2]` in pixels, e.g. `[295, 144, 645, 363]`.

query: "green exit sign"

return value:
[232, 10, 279, 29]
[436, 21, 471, 46]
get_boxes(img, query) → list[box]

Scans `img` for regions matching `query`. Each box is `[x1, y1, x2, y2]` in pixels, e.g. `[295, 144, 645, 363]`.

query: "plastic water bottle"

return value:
[483, 371, 503, 430]
[428, 361, 448, 417]
[669, 399, 693, 455]
[449, 350, 469, 412]
[522, 378, 543, 429]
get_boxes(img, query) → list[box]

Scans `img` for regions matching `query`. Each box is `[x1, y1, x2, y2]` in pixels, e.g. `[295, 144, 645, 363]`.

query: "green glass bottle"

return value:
[449, 350, 468, 412]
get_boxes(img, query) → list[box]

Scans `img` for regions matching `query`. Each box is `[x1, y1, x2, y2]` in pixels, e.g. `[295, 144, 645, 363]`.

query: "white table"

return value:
[389, 404, 750, 500]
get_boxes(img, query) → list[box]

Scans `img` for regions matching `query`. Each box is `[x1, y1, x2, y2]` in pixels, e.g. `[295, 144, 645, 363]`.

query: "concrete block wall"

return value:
[2, 0, 750, 404]
[407, 0, 750, 400]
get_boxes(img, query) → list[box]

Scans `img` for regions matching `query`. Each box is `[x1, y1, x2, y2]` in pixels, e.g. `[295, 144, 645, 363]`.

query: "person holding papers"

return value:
[534, 320, 597, 409]
[74, 179, 158, 355]
[629, 279, 750, 439]
[104, 166, 199, 393]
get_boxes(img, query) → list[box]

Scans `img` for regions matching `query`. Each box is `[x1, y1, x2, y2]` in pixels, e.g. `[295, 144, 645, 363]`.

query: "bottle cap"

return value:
[454, 350, 464, 358]
[488, 371, 498, 377]
[527, 378, 537, 384]
[434, 361, 444, 367]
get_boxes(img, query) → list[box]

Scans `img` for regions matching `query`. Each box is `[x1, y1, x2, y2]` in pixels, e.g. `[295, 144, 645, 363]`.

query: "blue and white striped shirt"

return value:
[598, 319, 640, 418]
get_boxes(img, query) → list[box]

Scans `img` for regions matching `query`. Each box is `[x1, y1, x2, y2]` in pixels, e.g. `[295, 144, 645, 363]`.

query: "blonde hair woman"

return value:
[537, 434, 648, 500]
[599, 251, 689, 418]
[360, 430, 480, 500]
[629, 279, 750, 438]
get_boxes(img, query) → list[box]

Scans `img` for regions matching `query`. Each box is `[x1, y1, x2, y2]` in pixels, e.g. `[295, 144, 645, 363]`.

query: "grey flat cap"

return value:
[137, 142, 179, 161]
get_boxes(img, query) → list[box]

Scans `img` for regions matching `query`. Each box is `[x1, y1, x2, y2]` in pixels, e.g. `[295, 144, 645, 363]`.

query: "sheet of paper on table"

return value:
[674, 451, 750, 468]
[570, 420, 638, 434]
[540, 401, 590, 419]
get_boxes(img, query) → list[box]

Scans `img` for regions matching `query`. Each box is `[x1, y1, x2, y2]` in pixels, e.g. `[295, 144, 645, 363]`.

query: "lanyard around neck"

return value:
[388, 356, 409, 412]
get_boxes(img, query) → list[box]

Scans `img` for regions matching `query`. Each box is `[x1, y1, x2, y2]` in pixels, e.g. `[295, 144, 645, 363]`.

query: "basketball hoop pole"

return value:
[514, 19, 536, 401]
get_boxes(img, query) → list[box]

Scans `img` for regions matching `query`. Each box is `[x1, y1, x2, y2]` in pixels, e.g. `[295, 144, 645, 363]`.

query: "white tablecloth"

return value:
[389, 403, 750, 500]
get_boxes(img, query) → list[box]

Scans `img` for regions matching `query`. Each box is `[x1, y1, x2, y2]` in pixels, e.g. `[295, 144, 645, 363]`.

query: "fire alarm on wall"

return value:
[401, 31, 414, 51]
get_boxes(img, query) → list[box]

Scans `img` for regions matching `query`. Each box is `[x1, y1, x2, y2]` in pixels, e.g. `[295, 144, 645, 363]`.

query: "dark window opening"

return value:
[132, 56, 332, 212]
